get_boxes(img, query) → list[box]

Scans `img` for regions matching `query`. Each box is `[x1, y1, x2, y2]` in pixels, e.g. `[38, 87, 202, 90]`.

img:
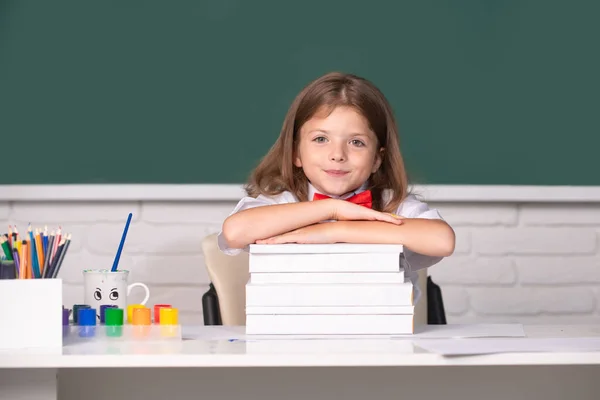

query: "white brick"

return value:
[11, 202, 141, 223]
[142, 202, 236, 224]
[472, 227, 597, 255]
[469, 287, 596, 315]
[447, 313, 600, 325]
[54, 251, 86, 283]
[86, 222, 209, 255]
[0, 221, 8, 239]
[516, 314, 600, 324]
[53, 225, 88, 253]
[430, 256, 516, 285]
[442, 313, 474, 324]
[129, 255, 210, 285]
[452, 227, 471, 254]
[0, 222, 8, 239]
[147, 285, 208, 314]
[62, 283, 84, 309]
[516, 256, 600, 285]
[433, 203, 517, 226]
[520, 204, 600, 225]
[442, 313, 507, 324]
[0, 203, 10, 219]
[180, 312, 204, 326]
[435, 286, 469, 315]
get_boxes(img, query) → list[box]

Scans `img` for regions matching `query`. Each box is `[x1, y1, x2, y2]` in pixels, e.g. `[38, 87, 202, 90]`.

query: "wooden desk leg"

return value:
[0, 368, 57, 400]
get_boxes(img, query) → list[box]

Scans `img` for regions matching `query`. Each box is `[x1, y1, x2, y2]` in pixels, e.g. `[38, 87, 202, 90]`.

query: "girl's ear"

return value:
[294, 149, 303, 168]
[372, 147, 384, 173]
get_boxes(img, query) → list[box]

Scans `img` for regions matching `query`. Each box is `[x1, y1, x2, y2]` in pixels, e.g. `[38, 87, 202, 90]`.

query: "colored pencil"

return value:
[42, 233, 55, 279]
[42, 226, 48, 259]
[15, 234, 21, 254]
[51, 227, 61, 266]
[28, 224, 40, 278]
[23, 240, 30, 279]
[35, 229, 44, 275]
[47, 238, 65, 279]
[51, 234, 71, 278]
[5, 224, 72, 279]
[12, 247, 20, 276]
[0, 236, 13, 260]
[19, 240, 26, 279]
[12, 225, 18, 248]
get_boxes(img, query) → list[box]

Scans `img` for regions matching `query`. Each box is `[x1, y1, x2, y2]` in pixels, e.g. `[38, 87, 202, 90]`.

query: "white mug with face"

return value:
[82, 269, 150, 322]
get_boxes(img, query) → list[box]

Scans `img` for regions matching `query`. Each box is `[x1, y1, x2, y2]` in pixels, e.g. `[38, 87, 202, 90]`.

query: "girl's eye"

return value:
[351, 139, 365, 147]
[313, 136, 327, 143]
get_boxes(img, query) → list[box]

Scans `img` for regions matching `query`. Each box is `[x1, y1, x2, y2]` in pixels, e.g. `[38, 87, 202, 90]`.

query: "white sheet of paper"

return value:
[406, 323, 525, 339]
[414, 337, 600, 356]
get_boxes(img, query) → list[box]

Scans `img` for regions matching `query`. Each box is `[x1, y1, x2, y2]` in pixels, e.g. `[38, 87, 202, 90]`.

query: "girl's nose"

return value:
[329, 145, 346, 162]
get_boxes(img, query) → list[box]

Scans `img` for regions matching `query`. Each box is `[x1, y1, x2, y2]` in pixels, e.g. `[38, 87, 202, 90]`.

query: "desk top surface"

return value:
[2, 324, 600, 369]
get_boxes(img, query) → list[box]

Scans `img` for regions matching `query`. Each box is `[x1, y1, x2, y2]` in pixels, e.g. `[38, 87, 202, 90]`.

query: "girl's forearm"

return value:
[331, 219, 456, 257]
[222, 200, 335, 249]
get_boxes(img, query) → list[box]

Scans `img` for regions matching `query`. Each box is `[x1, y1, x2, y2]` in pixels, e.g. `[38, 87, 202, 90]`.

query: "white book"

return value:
[249, 243, 404, 273]
[250, 271, 406, 284]
[246, 314, 415, 335]
[249, 243, 404, 254]
[246, 305, 415, 315]
[246, 282, 414, 307]
[249, 253, 402, 273]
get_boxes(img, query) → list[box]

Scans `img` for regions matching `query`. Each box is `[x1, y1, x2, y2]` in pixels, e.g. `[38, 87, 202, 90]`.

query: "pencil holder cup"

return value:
[83, 269, 150, 323]
[0, 259, 17, 279]
[0, 278, 63, 349]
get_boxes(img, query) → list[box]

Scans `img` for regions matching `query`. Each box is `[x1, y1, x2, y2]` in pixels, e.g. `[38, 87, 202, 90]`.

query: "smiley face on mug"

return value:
[91, 285, 121, 318]
[93, 286, 120, 302]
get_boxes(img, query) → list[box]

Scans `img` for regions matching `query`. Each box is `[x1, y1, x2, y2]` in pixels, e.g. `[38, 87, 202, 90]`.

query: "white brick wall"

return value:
[429, 202, 600, 324]
[2, 200, 599, 325]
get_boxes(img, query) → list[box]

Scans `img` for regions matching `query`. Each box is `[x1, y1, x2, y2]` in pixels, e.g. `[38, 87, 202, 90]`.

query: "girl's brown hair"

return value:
[245, 71, 408, 213]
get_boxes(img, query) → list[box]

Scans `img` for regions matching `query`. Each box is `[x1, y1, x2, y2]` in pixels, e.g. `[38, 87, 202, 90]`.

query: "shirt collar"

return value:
[308, 181, 369, 200]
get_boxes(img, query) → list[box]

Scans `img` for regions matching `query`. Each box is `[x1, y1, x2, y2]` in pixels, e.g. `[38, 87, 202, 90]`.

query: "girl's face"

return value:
[295, 106, 382, 197]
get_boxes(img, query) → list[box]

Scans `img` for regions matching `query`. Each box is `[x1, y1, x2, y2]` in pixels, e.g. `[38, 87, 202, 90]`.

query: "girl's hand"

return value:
[256, 223, 337, 245]
[329, 199, 403, 225]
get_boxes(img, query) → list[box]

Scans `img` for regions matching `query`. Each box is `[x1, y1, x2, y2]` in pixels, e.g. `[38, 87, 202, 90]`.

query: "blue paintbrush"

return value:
[111, 213, 132, 272]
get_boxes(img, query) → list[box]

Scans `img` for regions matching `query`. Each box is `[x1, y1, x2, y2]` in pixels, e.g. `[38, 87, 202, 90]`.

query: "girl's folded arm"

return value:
[221, 199, 335, 249]
[330, 219, 455, 257]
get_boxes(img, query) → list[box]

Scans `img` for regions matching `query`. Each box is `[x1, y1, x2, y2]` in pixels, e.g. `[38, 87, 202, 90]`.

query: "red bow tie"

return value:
[312, 190, 372, 208]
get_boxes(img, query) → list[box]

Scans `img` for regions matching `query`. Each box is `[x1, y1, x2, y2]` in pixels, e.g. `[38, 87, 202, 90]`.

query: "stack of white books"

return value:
[245, 243, 415, 335]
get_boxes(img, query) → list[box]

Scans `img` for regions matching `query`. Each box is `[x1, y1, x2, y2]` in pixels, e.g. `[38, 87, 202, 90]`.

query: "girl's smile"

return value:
[324, 169, 350, 177]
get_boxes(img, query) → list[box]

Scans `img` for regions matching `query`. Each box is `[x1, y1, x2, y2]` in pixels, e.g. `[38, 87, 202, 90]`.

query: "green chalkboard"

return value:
[1, 0, 598, 185]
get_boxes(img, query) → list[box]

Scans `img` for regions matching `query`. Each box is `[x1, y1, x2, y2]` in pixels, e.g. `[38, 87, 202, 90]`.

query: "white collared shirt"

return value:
[216, 183, 446, 304]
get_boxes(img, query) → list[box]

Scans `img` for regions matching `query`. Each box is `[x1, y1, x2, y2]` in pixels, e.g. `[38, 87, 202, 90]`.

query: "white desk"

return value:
[1, 325, 599, 400]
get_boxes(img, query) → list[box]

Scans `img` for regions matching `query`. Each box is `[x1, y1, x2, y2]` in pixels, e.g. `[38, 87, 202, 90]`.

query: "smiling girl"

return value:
[218, 72, 455, 294]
